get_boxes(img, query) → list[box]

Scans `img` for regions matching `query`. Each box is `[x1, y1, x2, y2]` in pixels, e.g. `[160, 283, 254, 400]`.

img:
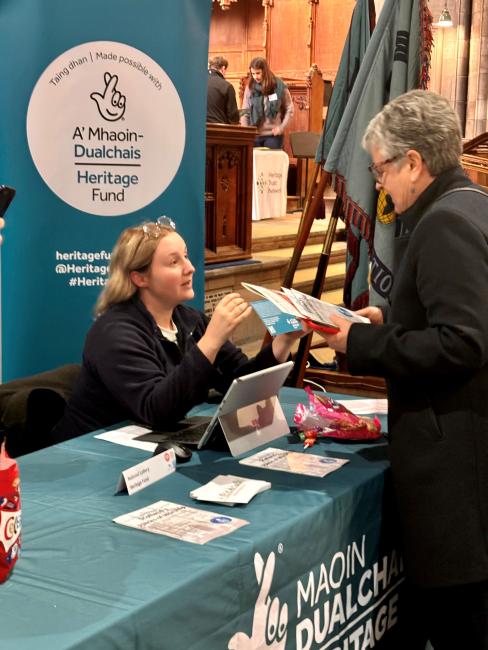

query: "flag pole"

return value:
[287, 193, 342, 387]
[282, 166, 329, 289]
[259, 164, 329, 351]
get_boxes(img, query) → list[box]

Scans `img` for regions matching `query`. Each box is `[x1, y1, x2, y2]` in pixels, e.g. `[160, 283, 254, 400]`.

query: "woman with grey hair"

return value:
[320, 90, 488, 649]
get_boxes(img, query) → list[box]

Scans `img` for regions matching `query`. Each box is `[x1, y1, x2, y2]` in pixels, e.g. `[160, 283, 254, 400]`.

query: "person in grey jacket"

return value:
[240, 57, 293, 149]
[54, 217, 306, 441]
[320, 90, 488, 649]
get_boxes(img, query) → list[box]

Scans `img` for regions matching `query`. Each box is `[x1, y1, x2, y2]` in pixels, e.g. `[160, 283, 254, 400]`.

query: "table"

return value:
[4, 388, 404, 650]
[252, 148, 289, 221]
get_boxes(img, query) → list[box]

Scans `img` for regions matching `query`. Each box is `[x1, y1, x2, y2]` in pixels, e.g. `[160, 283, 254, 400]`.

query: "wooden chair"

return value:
[289, 131, 322, 209]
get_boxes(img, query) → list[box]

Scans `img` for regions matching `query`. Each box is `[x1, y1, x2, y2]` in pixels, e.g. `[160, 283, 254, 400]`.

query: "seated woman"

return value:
[53, 217, 305, 440]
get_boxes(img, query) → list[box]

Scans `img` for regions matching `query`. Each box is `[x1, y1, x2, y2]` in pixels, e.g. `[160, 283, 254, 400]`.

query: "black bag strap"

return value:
[438, 186, 488, 201]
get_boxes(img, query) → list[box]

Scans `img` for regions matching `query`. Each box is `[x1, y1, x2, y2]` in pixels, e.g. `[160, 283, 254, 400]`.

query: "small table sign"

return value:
[115, 448, 176, 495]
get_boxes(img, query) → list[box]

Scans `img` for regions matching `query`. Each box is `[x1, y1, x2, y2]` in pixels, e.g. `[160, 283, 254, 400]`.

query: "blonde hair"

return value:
[95, 223, 174, 316]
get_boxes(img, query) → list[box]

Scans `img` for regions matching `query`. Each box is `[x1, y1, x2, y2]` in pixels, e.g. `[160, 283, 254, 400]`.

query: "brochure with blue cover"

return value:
[250, 299, 303, 336]
[243, 282, 369, 334]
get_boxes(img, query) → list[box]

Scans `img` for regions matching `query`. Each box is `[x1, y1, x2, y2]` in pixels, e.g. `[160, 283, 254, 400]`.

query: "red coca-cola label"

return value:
[0, 444, 21, 583]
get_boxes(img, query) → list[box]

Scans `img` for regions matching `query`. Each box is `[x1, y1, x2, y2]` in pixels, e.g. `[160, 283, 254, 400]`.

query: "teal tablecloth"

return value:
[2, 388, 403, 650]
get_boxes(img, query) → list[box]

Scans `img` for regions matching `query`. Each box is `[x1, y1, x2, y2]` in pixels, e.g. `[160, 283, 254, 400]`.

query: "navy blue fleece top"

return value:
[54, 297, 279, 440]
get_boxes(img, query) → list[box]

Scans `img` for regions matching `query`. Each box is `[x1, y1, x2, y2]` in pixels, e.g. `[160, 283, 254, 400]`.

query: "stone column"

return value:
[466, 0, 488, 137]
[454, 0, 472, 135]
[429, 0, 471, 136]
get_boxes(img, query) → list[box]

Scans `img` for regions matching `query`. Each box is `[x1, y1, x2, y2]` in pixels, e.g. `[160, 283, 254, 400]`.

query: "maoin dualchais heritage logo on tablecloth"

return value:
[26, 41, 185, 216]
[227, 536, 403, 650]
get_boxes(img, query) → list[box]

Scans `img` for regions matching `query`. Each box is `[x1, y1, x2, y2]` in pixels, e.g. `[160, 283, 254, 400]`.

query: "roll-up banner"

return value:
[0, 0, 211, 381]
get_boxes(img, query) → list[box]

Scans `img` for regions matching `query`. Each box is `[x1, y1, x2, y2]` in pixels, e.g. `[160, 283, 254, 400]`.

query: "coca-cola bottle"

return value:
[0, 435, 21, 583]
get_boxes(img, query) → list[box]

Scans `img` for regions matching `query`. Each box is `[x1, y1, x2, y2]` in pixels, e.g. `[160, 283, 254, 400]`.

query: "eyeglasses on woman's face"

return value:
[368, 155, 402, 181]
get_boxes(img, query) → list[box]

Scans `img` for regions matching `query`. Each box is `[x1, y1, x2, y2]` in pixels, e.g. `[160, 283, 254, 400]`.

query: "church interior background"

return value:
[206, 0, 488, 365]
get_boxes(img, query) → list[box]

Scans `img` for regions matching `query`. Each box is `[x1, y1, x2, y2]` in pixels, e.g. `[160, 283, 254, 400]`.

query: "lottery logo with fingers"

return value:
[90, 73, 126, 122]
[228, 551, 288, 650]
[226, 537, 404, 649]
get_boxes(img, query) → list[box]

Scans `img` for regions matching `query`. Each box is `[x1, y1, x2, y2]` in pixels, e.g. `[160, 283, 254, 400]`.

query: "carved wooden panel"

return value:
[209, 0, 356, 89]
[283, 67, 324, 155]
[205, 124, 256, 264]
[461, 136, 488, 191]
[268, 0, 311, 74]
[208, 0, 355, 205]
[314, 0, 356, 78]
[209, 0, 263, 78]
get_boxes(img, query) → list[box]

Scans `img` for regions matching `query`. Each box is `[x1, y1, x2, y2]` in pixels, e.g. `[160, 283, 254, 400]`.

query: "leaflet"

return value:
[190, 474, 271, 506]
[95, 424, 156, 452]
[239, 447, 349, 478]
[114, 500, 248, 544]
[250, 299, 303, 336]
[242, 282, 369, 334]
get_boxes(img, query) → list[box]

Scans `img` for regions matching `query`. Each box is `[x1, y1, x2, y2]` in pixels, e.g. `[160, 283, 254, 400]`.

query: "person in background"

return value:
[319, 90, 488, 649]
[0, 217, 4, 244]
[206, 55, 239, 125]
[240, 57, 293, 149]
[53, 217, 307, 441]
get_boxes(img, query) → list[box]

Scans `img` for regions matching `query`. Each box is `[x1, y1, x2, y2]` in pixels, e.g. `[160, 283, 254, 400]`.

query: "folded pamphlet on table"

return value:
[190, 474, 271, 506]
[241, 282, 369, 335]
[239, 447, 349, 478]
[114, 500, 248, 544]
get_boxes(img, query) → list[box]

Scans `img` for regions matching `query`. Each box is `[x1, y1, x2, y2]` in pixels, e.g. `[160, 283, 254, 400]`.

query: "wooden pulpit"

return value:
[205, 124, 256, 264]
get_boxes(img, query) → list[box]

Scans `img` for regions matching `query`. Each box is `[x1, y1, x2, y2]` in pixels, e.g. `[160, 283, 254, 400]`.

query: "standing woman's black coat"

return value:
[346, 166, 488, 588]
